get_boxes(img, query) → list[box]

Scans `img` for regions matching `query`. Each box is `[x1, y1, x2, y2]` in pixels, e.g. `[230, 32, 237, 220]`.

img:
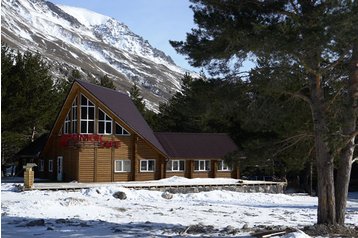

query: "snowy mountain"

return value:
[1, 0, 191, 111]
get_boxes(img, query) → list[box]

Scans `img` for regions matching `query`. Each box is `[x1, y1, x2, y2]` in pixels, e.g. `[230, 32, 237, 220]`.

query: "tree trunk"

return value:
[335, 41, 358, 225]
[310, 74, 336, 224]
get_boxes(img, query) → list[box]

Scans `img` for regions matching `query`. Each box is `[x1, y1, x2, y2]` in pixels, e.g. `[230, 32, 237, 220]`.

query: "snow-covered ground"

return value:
[1, 177, 358, 237]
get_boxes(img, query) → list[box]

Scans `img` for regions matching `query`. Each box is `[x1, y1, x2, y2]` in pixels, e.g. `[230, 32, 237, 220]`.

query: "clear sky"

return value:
[50, 0, 199, 72]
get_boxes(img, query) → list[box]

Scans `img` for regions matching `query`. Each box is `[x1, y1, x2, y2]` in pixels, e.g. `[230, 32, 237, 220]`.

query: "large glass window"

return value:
[140, 160, 155, 172]
[115, 123, 130, 136]
[80, 94, 95, 134]
[114, 160, 131, 172]
[98, 109, 112, 134]
[166, 160, 185, 171]
[218, 160, 231, 171]
[194, 160, 211, 171]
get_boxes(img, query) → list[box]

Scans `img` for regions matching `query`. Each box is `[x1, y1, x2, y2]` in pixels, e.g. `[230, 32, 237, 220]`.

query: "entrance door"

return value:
[57, 156, 63, 181]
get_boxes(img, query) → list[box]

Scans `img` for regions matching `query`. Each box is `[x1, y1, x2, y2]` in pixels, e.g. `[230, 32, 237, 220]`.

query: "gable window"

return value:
[194, 160, 211, 171]
[71, 97, 78, 133]
[114, 160, 131, 172]
[218, 160, 231, 171]
[115, 123, 130, 136]
[39, 160, 44, 172]
[62, 97, 77, 134]
[80, 94, 95, 134]
[140, 160, 155, 172]
[63, 113, 70, 134]
[166, 160, 185, 172]
[48, 160, 53, 172]
[98, 109, 112, 135]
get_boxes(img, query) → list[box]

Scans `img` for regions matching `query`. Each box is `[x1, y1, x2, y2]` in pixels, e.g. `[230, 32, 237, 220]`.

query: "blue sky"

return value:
[51, 0, 199, 72]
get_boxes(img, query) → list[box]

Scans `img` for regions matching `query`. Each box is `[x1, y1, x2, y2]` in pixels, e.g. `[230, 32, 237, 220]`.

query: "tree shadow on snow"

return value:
[1, 216, 252, 238]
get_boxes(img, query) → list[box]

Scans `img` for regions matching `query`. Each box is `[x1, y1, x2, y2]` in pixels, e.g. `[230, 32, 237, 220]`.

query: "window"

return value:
[194, 160, 211, 171]
[71, 97, 78, 133]
[39, 160, 44, 172]
[218, 160, 231, 171]
[63, 113, 70, 134]
[63, 97, 77, 134]
[115, 123, 130, 136]
[48, 160, 53, 172]
[114, 160, 131, 172]
[80, 94, 95, 134]
[166, 160, 185, 171]
[140, 160, 155, 172]
[98, 109, 112, 134]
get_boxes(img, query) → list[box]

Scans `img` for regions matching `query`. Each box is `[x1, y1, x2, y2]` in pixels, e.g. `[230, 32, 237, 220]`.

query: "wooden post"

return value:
[23, 163, 37, 189]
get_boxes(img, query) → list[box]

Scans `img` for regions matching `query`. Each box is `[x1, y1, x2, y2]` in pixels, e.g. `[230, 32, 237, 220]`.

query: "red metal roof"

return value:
[155, 132, 238, 159]
[76, 80, 167, 157]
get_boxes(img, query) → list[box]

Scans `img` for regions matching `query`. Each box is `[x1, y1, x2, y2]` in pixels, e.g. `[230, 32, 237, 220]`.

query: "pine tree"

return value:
[129, 84, 145, 114]
[1, 47, 59, 164]
[171, 0, 358, 225]
[99, 74, 116, 90]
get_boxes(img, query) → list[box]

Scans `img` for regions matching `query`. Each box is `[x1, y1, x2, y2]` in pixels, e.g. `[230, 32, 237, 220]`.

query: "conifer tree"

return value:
[1, 46, 59, 164]
[99, 74, 116, 90]
[129, 84, 146, 114]
[171, 0, 358, 225]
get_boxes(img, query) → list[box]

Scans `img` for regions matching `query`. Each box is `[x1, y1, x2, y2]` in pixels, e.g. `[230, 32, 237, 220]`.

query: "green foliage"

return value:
[1, 45, 61, 164]
[98, 74, 116, 90]
[170, 0, 358, 177]
[129, 84, 146, 115]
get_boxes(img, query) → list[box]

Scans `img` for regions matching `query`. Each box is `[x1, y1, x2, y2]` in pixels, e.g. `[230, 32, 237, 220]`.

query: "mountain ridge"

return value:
[1, 0, 192, 111]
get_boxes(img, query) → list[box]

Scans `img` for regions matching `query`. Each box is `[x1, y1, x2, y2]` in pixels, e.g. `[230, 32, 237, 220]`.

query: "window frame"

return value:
[194, 160, 211, 171]
[48, 160, 53, 173]
[98, 109, 112, 135]
[218, 160, 231, 171]
[115, 122, 130, 136]
[140, 160, 155, 172]
[80, 94, 95, 134]
[71, 97, 78, 134]
[114, 160, 131, 172]
[166, 160, 185, 172]
[63, 112, 70, 134]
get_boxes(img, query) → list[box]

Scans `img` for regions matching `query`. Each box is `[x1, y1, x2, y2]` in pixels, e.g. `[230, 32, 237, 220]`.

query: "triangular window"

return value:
[115, 123, 130, 136]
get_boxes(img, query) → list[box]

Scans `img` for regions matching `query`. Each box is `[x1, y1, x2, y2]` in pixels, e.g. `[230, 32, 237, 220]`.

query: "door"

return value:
[57, 156, 63, 181]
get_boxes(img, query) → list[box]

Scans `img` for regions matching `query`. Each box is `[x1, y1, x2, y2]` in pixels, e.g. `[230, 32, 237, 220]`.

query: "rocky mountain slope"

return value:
[1, 0, 190, 111]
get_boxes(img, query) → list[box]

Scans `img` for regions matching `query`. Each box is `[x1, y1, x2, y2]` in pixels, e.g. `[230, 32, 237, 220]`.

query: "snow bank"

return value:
[2, 180, 357, 237]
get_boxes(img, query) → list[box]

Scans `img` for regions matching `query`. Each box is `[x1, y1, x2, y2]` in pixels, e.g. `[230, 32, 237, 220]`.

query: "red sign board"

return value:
[60, 134, 120, 148]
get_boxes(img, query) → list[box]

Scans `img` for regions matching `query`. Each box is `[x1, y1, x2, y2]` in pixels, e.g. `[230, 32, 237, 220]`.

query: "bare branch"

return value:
[353, 158, 358, 163]
[283, 91, 312, 107]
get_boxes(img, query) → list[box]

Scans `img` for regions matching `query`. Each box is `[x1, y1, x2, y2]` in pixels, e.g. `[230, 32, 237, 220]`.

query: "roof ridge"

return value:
[75, 79, 127, 96]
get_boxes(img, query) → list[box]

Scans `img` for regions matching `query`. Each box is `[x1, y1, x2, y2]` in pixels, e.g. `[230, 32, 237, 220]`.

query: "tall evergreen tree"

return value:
[129, 84, 146, 115]
[171, 0, 358, 225]
[1, 46, 59, 164]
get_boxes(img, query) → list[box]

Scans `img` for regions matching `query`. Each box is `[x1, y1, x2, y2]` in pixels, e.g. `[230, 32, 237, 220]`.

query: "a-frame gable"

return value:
[43, 80, 168, 158]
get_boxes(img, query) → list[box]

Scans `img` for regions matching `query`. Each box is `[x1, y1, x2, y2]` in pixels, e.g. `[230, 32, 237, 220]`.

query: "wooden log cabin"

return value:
[38, 80, 239, 182]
